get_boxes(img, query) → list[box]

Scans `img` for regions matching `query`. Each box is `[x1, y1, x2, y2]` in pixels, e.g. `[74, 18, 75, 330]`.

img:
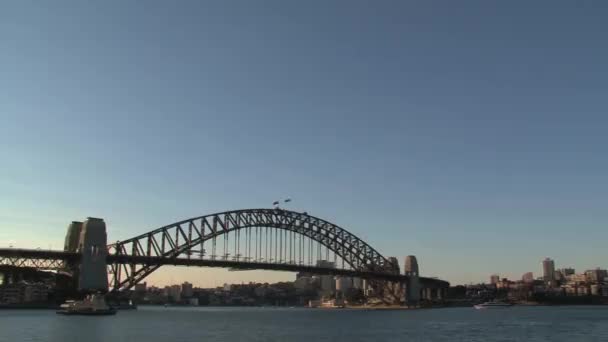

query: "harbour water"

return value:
[1, 306, 607, 341]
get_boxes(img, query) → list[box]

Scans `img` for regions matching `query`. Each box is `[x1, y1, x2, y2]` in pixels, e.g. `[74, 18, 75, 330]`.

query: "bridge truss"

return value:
[0, 249, 78, 271]
[108, 209, 399, 292]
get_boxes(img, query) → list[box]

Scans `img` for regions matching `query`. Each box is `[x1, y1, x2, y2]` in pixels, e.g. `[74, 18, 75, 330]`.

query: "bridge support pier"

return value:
[70, 218, 109, 293]
[404, 256, 420, 307]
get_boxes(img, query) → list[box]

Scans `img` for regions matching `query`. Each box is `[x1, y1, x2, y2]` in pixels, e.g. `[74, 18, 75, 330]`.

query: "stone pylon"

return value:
[404, 255, 420, 307]
[75, 217, 108, 292]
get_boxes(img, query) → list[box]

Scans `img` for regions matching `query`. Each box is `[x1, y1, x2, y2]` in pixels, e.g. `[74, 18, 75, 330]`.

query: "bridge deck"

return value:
[0, 248, 449, 287]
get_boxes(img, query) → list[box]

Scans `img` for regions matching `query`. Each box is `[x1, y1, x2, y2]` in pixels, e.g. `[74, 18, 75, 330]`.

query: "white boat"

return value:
[57, 294, 117, 316]
[474, 301, 513, 309]
[308, 299, 345, 309]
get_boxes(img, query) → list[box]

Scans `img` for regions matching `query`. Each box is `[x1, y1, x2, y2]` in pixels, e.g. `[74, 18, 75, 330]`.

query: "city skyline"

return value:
[138, 256, 607, 289]
[2, 1, 608, 286]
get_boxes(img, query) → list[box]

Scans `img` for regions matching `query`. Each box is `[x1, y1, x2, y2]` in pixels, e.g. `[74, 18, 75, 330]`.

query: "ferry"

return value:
[57, 294, 117, 316]
[474, 301, 513, 309]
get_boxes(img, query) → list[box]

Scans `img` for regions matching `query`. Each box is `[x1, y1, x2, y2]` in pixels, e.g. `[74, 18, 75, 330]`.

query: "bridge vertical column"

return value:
[404, 255, 420, 307]
[77, 217, 109, 293]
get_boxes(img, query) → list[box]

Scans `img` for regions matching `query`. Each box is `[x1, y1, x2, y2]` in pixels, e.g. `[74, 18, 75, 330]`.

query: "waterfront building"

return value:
[0, 283, 23, 304]
[253, 286, 267, 298]
[490, 274, 500, 285]
[182, 281, 194, 298]
[562, 284, 577, 296]
[164, 285, 181, 302]
[577, 286, 589, 296]
[567, 274, 587, 283]
[584, 268, 608, 283]
[23, 283, 48, 302]
[134, 282, 147, 293]
[496, 278, 514, 290]
[0, 282, 48, 304]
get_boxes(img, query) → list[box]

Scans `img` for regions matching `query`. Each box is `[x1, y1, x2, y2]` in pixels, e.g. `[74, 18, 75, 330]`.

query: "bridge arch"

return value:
[107, 209, 397, 291]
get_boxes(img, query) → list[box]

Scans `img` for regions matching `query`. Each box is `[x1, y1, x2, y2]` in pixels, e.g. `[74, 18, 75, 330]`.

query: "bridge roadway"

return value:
[0, 248, 448, 288]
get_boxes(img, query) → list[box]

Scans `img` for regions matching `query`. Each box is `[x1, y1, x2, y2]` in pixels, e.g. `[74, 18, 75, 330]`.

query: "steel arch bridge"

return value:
[108, 209, 400, 292]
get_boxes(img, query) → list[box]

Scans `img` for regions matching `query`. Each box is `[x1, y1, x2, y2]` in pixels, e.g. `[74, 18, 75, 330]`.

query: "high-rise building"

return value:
[490, 274, 500, 285]
[542, 258, 555, 284]
[181, 281, 193, 298]
[522, 272, 534, 283]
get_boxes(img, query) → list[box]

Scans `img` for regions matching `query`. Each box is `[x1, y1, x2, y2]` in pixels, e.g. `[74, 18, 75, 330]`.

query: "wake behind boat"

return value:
[57, 294, 117, 316]
[474, 301, 513, 309]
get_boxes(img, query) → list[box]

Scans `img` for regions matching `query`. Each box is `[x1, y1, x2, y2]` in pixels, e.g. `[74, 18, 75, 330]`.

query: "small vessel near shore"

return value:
[474, 301, 513, 309]
[308, 299, 345, 309]
[111, 300, 137, 310]
[57, 294, 117, 316]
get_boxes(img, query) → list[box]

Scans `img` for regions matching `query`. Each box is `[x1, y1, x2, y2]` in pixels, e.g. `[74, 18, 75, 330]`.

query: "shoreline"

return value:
[3, 302, 607, 310]
[0, 304, 58, 310]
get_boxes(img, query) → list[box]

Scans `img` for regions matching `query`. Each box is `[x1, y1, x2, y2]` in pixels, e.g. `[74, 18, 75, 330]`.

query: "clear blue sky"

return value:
[1, 1, 607, 286]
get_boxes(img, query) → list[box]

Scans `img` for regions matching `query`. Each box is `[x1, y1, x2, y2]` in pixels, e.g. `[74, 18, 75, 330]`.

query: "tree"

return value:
[344, 288, 365, 304]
